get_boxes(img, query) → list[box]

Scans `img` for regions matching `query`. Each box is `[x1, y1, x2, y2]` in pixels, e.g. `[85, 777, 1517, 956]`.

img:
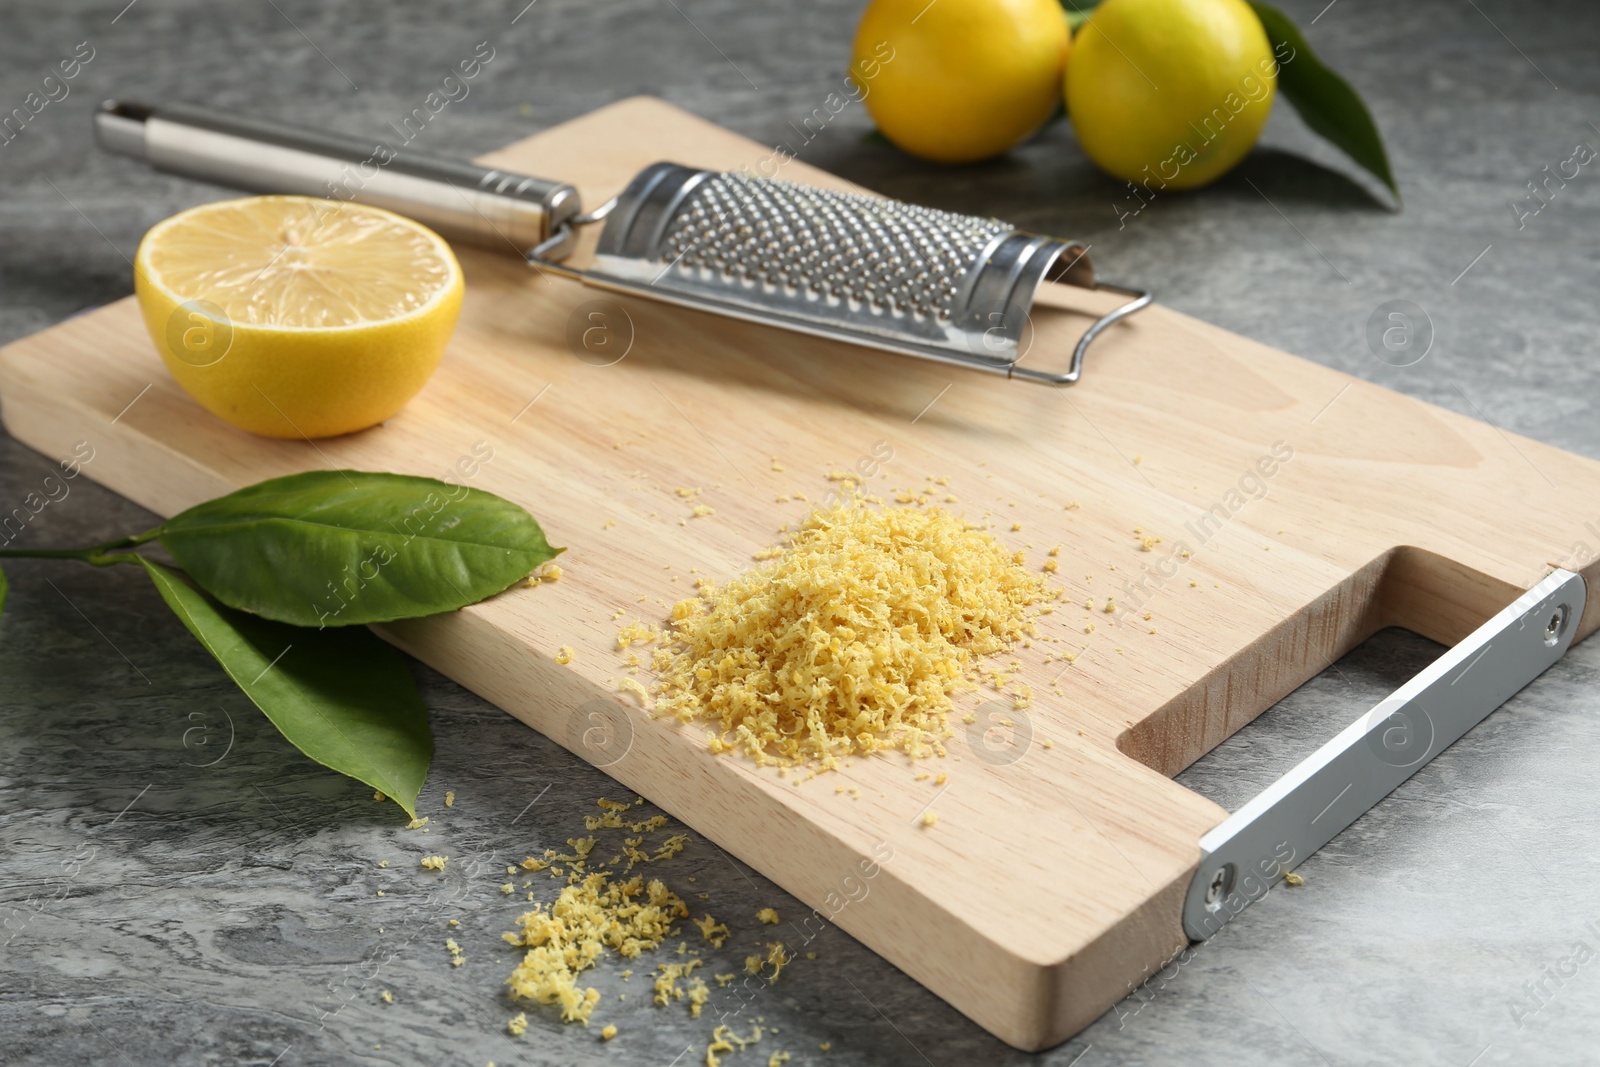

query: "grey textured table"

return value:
[3, 2, 1599, 1064]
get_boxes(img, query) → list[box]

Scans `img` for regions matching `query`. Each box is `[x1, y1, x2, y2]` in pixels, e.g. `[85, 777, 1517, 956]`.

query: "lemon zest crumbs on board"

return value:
[643, 498, 1050, 768]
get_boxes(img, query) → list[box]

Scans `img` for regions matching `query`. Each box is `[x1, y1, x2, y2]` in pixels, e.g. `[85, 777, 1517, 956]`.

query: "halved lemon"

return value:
[134, 195, 463, 439]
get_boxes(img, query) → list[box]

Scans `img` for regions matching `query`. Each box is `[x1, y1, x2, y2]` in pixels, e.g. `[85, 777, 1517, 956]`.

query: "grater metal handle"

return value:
[93, 100, 582, 257]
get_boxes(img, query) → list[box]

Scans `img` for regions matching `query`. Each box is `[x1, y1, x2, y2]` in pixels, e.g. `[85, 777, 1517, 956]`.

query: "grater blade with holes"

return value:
[96, 101, 1150, 385]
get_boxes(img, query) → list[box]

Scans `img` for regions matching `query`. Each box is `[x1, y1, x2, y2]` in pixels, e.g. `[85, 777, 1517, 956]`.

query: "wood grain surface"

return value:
[3, 97, 1597, 1050]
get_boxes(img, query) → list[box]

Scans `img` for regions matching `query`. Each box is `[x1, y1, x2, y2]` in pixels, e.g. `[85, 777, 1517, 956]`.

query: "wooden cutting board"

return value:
[4, 97, 1598, 1050]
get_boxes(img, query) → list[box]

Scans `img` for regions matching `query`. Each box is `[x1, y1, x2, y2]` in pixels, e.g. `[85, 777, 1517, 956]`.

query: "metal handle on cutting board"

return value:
[93, 99, 582, 257]
[1183, 568, 1586, 941]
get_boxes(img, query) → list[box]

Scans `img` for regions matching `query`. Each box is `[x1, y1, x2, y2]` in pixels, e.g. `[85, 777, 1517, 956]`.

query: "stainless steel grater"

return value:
[96, 100, 1149, 385]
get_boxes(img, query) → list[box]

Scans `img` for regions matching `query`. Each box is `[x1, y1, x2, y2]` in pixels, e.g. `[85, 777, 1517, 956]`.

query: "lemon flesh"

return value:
[135, 195, 463, 439]
[853, 0, 1070, 165]
[1067, 0, 1277, 189]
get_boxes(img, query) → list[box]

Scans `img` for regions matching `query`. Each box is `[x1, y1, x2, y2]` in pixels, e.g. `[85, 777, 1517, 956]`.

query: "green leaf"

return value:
[140, 558, 431, 817]
[1249, 1, 1399, 201]
[158, 471, 561, 628]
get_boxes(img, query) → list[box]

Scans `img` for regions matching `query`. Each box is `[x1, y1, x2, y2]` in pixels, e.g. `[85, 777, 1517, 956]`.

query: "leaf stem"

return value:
[0, 539, 154, 567]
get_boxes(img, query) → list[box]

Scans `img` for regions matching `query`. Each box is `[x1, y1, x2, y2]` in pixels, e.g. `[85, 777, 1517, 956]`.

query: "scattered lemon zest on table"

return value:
[695, 914, 731, 948]
[421, 855, 447, 871]
[755, 907, 780, 926]
[504, 869, 688, 1024]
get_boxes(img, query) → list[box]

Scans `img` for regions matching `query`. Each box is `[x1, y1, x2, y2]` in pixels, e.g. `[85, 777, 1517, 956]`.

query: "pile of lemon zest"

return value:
[647, 499, 1048, 768]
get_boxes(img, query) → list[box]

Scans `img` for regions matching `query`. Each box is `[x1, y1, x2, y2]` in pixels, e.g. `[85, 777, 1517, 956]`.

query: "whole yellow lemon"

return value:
[1067, 0, 1278, 189]
[852, 0, 1070, 164]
